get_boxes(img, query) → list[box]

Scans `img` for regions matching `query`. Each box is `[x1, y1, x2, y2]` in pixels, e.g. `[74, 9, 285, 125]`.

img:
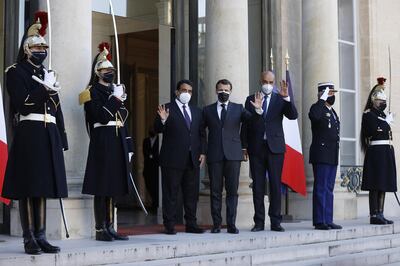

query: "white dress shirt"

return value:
[217, 100, 229, 119]
[175, 98, 192, 120]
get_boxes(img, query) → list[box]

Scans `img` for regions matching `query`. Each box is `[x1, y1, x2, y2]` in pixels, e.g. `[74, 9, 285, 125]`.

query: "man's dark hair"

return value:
[176, 79, 193, 91]
[215, 79, 232, 90]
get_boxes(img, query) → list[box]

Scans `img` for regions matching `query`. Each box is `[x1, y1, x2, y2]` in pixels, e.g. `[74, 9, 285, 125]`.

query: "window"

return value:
[338, 0, 359, 165]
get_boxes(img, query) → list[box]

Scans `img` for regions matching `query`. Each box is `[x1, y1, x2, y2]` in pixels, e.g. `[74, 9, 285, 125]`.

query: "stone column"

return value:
[11, 0, 93, 239]
[292, 0, 356, 221]
[196, 0, 254, 228]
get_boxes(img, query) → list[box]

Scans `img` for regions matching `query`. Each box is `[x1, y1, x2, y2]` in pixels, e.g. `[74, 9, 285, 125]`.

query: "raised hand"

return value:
[157, 104, 170, 121]
[250, 91, 264, 110]
[320, 87, 330, 101]
[278, 80, 289, 97]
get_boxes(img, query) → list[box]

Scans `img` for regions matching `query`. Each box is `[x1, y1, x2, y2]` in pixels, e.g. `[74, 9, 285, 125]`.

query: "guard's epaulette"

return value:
[364, 109, 370, 114]
[5, 63, 17, 73]
[79, 86, 92, 105]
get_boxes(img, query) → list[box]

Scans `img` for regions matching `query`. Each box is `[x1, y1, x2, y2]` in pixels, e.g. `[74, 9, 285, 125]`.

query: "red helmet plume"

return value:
[34, 11, 48, 37]
[377, 77, 386, 85]
[98, 42, 112, 61]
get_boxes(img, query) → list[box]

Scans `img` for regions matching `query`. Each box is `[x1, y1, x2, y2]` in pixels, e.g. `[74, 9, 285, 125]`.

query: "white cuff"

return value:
[283, 96, 290, 102]
[161, 119, 166, 125]
[255, 108, 263, 115]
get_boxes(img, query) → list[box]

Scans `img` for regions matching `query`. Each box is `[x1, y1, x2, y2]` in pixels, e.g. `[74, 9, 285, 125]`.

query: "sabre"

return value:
[130, 173, 148, 215]
[109, 0, 121, 84]
[388, 45, 392, 112]
[59, 198, 70, 238]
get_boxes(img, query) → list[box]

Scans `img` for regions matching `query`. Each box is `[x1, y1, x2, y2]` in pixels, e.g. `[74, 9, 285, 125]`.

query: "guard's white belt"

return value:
[93, 121, 124, 128]
[370, 140, 391, 146]
[19, 113, 56, 124]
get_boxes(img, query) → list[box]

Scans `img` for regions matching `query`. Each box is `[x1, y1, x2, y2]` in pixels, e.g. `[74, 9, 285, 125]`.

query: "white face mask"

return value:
[178, 92, 191, 104]
[261, 84, 273, 95]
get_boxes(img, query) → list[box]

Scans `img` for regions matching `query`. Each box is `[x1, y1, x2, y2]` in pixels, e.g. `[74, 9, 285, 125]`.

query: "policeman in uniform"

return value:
[309, 82, 342, 230]
[2, 12, 68, 254]
[361, 77, 396, 225]
[80, 43, 133, 241]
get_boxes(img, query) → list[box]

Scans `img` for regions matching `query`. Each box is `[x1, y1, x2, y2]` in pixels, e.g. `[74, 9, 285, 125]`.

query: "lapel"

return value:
[212, 102, 221, 125]
[171, 100, 190, 131]
[189, 104, 195, 131]
[225, 101, 233, 122]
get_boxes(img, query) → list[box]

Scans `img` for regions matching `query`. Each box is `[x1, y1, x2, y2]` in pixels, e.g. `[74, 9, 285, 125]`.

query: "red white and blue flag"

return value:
[0, 84, 10, 205]
[281, 70, 307, 196]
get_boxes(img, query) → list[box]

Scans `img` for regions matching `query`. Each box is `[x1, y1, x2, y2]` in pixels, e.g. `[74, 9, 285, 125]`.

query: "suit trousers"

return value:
[161, 152, 199, 229]
[208, 160, 241, 227]
[249, 142, 284, 226]
[312, 163, 337, 225]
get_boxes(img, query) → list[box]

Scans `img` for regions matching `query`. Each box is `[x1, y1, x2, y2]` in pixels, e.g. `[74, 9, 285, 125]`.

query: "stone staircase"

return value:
[1, 219, 400, 266]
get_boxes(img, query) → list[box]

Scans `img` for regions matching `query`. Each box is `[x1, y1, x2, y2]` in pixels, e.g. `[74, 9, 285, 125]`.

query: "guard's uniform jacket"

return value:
[309, 99, 340, 165]
[361, 108, 397, 192]
[2, 61, 68, 199]
[82, 82, 133, 196]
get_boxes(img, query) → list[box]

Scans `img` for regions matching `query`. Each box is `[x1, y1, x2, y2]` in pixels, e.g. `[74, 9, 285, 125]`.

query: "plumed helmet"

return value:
[23, 11, 49, 51]
[94, 42, 115, 76]
[370, 77, 387, 101]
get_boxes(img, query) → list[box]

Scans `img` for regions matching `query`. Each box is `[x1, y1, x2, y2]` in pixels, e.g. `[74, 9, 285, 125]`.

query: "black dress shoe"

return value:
[36, 238, 60, 253]
[96, 228, 114, 241]
[251, 225, 264, 232]
[186, 226, 205, 234]
[271, 224, 285, 232]
[164, 227, 177, 235]
[314, 223, 330, 230]
[380, 215, 394, 224]
[227, 226, 239, 234]
[327, 223, 342, 229]
[107, 226, 129, 240]
[24, 238, 42, 255]
[211, 226, 221, 233]
[370, 215, 387, 225]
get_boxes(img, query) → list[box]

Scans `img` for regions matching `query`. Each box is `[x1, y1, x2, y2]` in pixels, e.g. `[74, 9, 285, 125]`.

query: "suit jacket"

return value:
[241, 92, 298, 155]
[154, 100, 206, 170]
[203, 102, 251, 163]
[308, 99, 340, 165]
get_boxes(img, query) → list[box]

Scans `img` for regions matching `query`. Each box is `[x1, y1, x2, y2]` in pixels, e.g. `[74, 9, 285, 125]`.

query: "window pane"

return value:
[339, 42, 355, 90]
[338, 0, 354, 42]
[340, 140, 356, 165]
[340, 91, 356, 138]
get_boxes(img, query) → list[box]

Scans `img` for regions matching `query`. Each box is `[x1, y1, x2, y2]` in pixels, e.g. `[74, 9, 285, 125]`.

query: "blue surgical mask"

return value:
[30, 50, 47, 65]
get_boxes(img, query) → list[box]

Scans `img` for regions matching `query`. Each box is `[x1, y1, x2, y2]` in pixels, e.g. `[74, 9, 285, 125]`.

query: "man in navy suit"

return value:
[309, 82, 342, 230]
[203, 79, 263, 234]
[154, 80, 206, 235]
[242, 71, 298, 232]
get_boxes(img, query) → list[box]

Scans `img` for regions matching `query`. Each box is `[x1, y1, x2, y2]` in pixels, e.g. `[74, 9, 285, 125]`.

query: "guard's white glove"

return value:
[113, 84, 125, 101]
[129, 152, 134, 162]
[32, 69, 61, 91]
[385, 112, 395, 125]
[320, 87, 330, 101]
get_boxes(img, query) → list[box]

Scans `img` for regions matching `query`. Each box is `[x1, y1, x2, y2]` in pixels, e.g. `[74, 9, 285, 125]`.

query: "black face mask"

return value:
[377, 102, 387, 111]
[101, 72, 114, 83]
[217, 92, 230, 103]
[30, 51, 47, 65]
[326, 95, 335, 105]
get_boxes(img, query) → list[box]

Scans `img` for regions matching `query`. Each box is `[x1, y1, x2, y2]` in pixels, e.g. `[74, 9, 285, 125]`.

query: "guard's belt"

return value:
[20, 113, 56, 124]
[93, 121, 124, 128]
[369, 140, 391, 146]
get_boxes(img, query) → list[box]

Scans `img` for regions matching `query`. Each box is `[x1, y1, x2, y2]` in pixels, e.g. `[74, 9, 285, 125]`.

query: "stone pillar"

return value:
[11, 0, 94, 239]
[291, 0, 356, 221]
[196, 0, 254, 228]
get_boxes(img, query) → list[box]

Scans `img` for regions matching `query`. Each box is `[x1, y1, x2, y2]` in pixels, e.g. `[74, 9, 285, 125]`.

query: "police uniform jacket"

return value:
[82, 83, 133, 196]
[361, 108, 397, 192]
[309, 99, 340, 165]
[2, 61, 68, 199]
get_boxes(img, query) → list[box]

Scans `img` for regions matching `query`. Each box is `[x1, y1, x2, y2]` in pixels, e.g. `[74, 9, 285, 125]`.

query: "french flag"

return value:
[0, 84, 10, 205]
[281, 70, 307, 196]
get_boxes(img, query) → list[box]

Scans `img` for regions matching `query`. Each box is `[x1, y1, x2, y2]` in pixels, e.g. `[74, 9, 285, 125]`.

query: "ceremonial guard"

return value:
[309, 82, 342, 230]
[2, 12, 67, 254]
[80, 42, 133, 241]
[361, 77, 397, 225]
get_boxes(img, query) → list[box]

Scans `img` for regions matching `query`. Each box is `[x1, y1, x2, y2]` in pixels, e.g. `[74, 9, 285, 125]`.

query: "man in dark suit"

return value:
[154, 79, 206, 235]
[242, 71, 298, 232]
[309, 82, 342, 230]
[203, 79, 263, 234]
[143, 129, 159, 209]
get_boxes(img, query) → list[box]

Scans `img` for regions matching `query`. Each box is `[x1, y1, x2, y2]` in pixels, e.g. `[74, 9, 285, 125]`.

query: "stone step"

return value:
[0, 219, 398, 266]
[118, 233, 400, 266]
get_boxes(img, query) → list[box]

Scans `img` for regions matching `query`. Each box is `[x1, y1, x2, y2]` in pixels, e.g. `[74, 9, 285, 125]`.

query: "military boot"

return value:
[19, 198, 41, 255]
[105, 197, 128, 240]
[94, 196, 113, 241]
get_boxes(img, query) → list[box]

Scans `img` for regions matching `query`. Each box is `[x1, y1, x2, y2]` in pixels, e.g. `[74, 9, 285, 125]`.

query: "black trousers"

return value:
[161, 153, 199, 228]
[208, 160, 241, 227]
[249, 142, 284, 226]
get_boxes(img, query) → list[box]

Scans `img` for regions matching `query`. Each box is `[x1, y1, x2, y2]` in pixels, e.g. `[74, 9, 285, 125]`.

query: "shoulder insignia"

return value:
[79, 86, 92, 105]
[5, 63, 17, 73]
[363, 109, 370, 114]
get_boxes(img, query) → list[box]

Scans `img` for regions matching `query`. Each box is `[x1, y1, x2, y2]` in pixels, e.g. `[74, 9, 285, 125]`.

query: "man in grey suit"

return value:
[203, 79, 263, 234]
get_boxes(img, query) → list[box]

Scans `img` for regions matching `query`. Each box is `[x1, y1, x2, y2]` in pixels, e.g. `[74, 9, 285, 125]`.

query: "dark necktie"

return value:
[182, 104, 191, 129]
[262, 95, 267, 117]
[221, 103, 227, 125]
